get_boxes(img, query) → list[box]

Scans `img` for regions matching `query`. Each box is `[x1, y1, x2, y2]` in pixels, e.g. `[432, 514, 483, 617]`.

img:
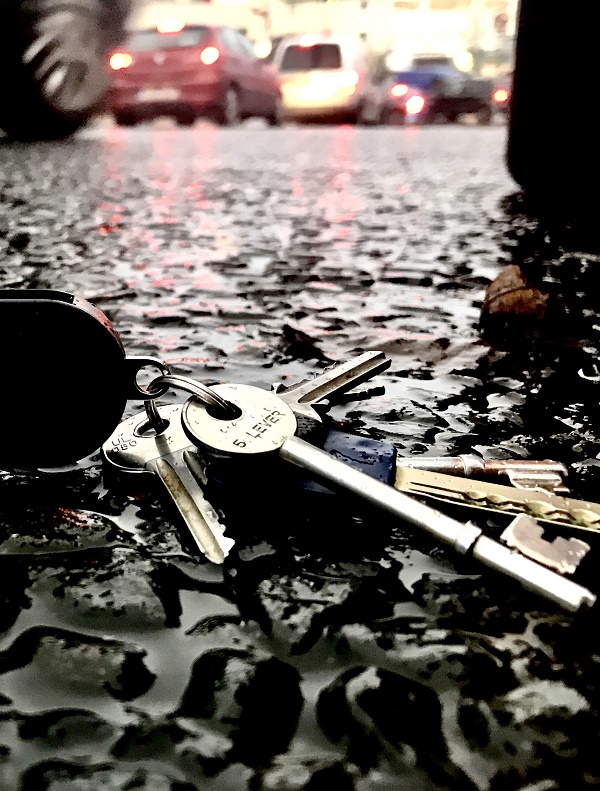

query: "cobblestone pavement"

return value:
[2, 122, 600, 791]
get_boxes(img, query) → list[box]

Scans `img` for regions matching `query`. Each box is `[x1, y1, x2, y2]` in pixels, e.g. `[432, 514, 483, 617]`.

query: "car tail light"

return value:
[200, 46, 220, 65]
[339, 69, 359, 89]
[110, 52, 133, 70]
[405, 95, 425, 115]
[390, 83, 408, 98]
[492, 88, 509, 103]
[157, 18, 185, 33]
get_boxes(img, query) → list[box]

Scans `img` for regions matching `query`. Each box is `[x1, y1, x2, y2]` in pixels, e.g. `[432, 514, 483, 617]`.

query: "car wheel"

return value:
[177, 113, 196, 127]
[114, 111, 137, 127]
[218, 87, 241, 126]
[476, 105, 493, 125]
[348, 103, 365, 125]
[267, 95, 284, 126]
[0, 0, 130, 141]
[383, 107, 405, 125]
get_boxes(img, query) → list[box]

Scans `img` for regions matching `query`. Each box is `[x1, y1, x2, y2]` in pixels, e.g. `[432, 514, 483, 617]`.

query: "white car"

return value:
[271, 33, 382, 124]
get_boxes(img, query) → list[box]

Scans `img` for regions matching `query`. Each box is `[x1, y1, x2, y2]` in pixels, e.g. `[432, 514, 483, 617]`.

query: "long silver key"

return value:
[181, 385, 596, 612]
[102, 404, 234, 564]
[273, 351, 391, 430]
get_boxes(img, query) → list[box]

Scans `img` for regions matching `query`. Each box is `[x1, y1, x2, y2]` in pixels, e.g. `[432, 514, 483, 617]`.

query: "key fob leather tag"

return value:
[0, 290, 164, 470]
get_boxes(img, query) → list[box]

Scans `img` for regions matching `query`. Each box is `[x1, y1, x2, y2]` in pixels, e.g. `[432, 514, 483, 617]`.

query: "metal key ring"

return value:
[147, 374, 237, 417]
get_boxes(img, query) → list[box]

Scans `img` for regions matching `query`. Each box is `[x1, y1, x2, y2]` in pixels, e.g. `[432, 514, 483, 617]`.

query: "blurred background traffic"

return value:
[0, 0, 515, 139]
[106, 0, 514, 128]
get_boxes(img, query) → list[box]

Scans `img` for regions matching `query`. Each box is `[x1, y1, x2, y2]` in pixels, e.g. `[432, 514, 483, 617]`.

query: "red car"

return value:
[108, 20, 283, 126]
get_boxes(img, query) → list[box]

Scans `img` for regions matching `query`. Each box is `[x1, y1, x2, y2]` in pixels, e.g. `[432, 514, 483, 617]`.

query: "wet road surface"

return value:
[2, 123, 600, 790]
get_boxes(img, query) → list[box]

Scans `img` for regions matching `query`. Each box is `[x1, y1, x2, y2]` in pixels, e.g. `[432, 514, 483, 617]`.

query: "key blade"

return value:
[398, 455, 569, 493]
[500, 514, 590, 575]
[275, 351, 391, 422]
[504, 467, 570, 494]
[394, 466, 600, 532]
[278, 434, 596, 612]
[149, 453, 234, 564]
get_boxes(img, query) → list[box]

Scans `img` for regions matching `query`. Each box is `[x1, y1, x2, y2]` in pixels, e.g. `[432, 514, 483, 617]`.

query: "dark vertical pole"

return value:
[507, 0, 597, 215]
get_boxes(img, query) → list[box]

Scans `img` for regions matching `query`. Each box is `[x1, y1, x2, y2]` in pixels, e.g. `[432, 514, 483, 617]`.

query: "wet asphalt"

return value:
[2, 120, 600, 790]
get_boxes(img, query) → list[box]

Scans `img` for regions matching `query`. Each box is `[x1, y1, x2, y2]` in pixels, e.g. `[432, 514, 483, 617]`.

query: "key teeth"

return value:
[195, 492, 235, 562]
[501, 514, 591, 575]
[202, 498, 235, 557]
[180, 449, 235, 562]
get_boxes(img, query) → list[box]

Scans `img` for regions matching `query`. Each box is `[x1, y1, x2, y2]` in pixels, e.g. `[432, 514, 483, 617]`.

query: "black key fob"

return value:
[0, 290, 167, 470]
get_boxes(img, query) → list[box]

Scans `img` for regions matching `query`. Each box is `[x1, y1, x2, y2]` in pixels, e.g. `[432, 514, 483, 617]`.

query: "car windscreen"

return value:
[393, 71, 444, 90]
[280, 43, 342, 72]
[127, 27, 209, 51]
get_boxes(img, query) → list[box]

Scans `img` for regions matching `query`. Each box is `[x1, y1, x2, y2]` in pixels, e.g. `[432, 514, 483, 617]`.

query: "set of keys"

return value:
[0, 290, 597, 614]
[102, 351, 595, 613]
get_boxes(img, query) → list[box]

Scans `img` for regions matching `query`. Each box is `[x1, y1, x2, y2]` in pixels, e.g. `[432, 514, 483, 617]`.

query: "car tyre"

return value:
[0, 0, 130, 141]
[349, 103, 365, 125]
[114, 111, 137, 127]
[382, 107, 405, 125]
[218, 87, 241, 126]
[266, 95, 284, 126]
[476, 105, 493, 125]
[177, 113, 196, 126]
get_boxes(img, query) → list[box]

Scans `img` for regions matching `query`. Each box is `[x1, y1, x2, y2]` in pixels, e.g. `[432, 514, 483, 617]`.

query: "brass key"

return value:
[394, 466, 600, 532]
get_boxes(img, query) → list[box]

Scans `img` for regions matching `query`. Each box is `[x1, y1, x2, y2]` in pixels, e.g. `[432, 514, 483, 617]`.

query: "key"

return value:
[298, 433, 591, 573]
[294, 432, 589, 546]
[181, 384, 596, 612]
[102, 404, 234, 564]
[394, 466, 600, 533]
[399, 455, 569, 494]
[272, 351, 391, 433]
[0, 289, 168, 470]
[500, 516, 589, 576]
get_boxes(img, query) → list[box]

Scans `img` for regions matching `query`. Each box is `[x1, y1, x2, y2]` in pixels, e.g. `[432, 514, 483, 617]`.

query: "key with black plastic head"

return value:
[0, 289, 167, 470]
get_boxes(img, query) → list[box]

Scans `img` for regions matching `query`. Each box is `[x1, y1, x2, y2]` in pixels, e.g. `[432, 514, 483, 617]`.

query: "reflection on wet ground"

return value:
[2, 125, 600, 790]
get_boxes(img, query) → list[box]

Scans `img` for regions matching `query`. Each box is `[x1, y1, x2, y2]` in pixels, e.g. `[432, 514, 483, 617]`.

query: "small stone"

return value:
[250, 753, 355, 791]
[7, 231, 30, 251]
[0, 626, 155, 702]
[19, 762, 196, 791]
[177, 648, 303, 765]
[253, 574, 355, 654]
[317, 666, 449, 774]
[30, 548, 180, 629]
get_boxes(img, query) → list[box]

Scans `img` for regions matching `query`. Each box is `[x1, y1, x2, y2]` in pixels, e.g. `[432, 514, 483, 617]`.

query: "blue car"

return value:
[388, 66, 494, 124]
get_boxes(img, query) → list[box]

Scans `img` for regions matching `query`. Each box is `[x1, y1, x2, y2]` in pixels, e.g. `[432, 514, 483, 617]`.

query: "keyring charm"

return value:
[147, 374, 238, 418]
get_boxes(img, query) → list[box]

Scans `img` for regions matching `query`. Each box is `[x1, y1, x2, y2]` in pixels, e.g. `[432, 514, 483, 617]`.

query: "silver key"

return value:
[181, 385, 596, 612]
[273, 351, 391, 429]
[102, 404, 234, 564]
